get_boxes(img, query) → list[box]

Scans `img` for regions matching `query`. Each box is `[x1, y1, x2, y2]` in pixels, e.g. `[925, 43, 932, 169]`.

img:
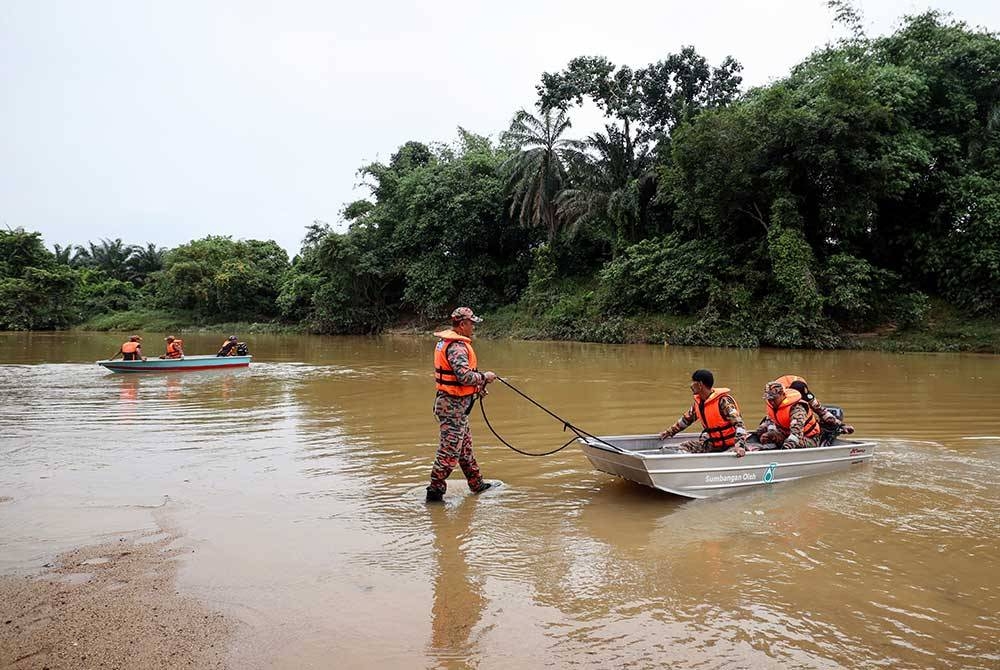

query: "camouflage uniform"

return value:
[755, 382, 819, 448]
[664, 394, 749, 453]
[428, 340, 488, 494]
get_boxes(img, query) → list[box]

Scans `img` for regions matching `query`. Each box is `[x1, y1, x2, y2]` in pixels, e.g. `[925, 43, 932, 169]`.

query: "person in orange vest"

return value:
[216, 335, 239, 356]
[110, 335, 145, 361]
[426, 306, 497, 503]
[161, 335, 184, 359]
[752, 381, 822, 448]
[658, 369, 750, 457]
[773, 374, 854, 435]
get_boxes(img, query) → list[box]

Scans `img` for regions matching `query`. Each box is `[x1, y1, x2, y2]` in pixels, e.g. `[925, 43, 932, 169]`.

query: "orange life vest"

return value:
[122, 341, 140, 354]
[221, 340, 237, 356]
[775, 374, 806, 390]
[692, 388, 740, 451]
[766, 389, 821, 438]
[166, 339, 183, 358]
[433, 330, 479, 396]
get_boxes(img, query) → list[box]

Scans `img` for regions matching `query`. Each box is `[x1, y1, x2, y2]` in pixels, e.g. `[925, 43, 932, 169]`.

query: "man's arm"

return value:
[785, 404, 809, 446]
[718, 396, 748, 449]
[445, 342, 488, 387]
[659, 405, 697, 439]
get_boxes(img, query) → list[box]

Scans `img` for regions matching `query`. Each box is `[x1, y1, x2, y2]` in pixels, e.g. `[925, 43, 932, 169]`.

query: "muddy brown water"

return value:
[1, 331, 998, 668]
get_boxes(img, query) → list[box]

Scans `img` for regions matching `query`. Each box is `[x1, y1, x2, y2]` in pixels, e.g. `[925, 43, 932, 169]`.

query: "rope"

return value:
[477, 376, 625, 456]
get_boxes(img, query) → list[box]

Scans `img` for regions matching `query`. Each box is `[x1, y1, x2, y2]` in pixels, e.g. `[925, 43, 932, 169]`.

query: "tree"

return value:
[500, 108, 583, 241]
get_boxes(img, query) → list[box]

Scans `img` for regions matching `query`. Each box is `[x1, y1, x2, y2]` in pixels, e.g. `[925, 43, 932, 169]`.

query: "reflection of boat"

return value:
[96, 355, 252, 373]
[577, 434, 877, 499]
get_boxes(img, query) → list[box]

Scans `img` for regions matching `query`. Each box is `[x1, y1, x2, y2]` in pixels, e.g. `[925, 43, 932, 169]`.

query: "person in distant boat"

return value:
[751, 381, 821, 449]
[426, 307, 497, 503]
[658, 369, 750, 457]
[161, 335, 184, 359]
[216, 335, 239, 356]
[773, 374, 854, 435]
[110, 335, 145, 361]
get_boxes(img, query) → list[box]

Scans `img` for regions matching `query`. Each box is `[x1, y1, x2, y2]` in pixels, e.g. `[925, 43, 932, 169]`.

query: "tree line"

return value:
[2, 10, 998, 347]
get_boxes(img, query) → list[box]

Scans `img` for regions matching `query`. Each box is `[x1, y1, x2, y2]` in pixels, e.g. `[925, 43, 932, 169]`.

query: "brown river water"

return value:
[1, 331, 998, 669]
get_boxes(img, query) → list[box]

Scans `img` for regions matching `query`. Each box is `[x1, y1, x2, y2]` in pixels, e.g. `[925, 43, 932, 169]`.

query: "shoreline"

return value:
[0, 528, 234, 670]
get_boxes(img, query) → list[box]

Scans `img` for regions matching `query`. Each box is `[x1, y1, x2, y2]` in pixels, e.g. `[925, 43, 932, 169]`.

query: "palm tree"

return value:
[77, 238, 137, 281]
[126, 243, 165, 284]
[556, 124, 655, 248]
[52, 244, 74, 265]
[501, 108, 584, 242]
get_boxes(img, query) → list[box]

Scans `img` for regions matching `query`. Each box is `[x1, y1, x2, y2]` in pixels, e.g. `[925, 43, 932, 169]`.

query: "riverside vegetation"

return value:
[2, 10, 998, 352]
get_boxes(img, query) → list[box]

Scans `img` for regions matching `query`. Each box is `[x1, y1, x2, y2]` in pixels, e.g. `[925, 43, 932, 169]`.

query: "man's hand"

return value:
[658, 428, 675, 440]
[733, 445, 746, 458]
[841, 423, 855, 434]
[482, 371, 497, 384]
[783, 434, 800, 449]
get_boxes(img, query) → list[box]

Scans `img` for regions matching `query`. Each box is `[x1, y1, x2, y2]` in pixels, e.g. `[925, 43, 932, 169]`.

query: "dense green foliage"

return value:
[3, 10, 998, 352]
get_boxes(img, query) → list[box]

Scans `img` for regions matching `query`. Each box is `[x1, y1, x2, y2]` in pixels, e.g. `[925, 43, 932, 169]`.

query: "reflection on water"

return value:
[0, 331, 998, 668]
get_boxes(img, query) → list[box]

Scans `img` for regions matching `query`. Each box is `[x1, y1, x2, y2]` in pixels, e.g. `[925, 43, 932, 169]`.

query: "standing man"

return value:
[659, 369, 750, 457]
[426, 307, 497, 503]
[752, 381, 821, 449]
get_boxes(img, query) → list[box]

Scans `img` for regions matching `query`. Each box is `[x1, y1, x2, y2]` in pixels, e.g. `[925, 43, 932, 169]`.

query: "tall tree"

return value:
[501, 108, 584, 242]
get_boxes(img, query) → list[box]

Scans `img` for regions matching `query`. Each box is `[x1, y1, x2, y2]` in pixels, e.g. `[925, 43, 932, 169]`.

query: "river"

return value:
[1, 331, 997, 668]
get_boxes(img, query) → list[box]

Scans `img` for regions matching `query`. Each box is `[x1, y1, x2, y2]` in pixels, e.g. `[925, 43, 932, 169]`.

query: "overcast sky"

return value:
[2, 1, 997, 256]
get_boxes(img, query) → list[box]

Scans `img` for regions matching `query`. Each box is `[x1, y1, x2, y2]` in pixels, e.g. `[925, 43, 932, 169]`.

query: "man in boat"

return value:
[216, 335, 239, 356]
[658, 369, 751, 457]
[426, 307, 497, 503]
[110, 335, 145, 361]
[161, 335, 184, 359]
[753, 381, 822, 449]
[774, 375, 854, 435]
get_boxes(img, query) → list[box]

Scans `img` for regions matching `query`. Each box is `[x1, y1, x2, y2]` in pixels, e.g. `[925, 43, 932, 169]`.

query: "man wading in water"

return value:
[426, 307, 497, 503]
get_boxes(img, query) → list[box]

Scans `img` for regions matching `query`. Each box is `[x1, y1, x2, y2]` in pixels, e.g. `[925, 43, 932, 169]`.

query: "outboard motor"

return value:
[236, 342, 249, 356]
[819, 405, 846, 446]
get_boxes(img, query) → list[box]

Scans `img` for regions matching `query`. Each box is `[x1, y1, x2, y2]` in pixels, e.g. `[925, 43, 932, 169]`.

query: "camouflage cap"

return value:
[450, 307, 483, 323]
[228, 335, 238, 341]
[763, 381, 785, 401]
[129, 335, 142, 342]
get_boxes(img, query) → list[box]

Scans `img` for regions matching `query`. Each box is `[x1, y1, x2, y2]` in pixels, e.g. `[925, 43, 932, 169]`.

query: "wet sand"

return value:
[0, 529, 233, 670]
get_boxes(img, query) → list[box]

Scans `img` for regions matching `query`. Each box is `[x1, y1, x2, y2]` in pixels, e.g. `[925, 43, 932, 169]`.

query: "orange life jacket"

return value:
[166, 339, 183, 358]
[766, 389, 821, 438]
[692, 388, 740, 451]
[775, 374, 806, 390]
[122, 341, 140, 354]
[433, 330, 479, 397]
[221, 340, 236, 356]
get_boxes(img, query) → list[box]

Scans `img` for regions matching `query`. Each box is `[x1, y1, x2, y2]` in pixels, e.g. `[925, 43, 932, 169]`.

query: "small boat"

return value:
[577, 433, 876, 499]
[97, 355, 252, 373]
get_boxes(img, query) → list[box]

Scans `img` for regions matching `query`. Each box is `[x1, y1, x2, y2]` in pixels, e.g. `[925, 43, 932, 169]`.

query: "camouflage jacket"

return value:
[756, 402, 812, 440]
[666, 394, 748, 448]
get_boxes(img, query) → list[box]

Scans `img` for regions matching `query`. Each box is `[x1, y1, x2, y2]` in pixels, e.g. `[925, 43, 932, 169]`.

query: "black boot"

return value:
[472, 481, 493, 494]
[425, 488, 444, 503]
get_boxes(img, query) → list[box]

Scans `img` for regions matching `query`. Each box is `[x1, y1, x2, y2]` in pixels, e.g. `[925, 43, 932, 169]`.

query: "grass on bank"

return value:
[77, 309, 304, 335]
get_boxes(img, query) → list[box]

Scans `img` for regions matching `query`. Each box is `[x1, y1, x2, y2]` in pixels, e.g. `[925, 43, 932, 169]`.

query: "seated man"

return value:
[752, 381, 821, 449]
[658, 369, 750, 457]
[774, 374, 854, 435]
[161, 335, 184, 359]
[216, 335, 239, 356]
[110, 335, 145, 361]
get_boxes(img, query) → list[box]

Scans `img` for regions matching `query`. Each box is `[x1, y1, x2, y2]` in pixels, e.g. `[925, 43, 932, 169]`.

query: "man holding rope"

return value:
[426, 307, 497, 503]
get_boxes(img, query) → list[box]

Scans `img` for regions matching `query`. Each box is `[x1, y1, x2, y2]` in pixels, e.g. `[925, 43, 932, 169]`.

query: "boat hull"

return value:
[96, 355, 252, 373]
[578, 433, 876, 499]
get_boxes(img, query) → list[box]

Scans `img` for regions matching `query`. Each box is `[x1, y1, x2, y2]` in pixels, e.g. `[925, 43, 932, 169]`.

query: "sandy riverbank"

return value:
[0, 529, 233, 670]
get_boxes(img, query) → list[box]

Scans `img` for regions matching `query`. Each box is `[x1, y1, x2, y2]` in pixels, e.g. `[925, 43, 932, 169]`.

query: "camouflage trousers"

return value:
[761, 431, 818, 449]
[428, 394, 485, 494]
[677, 438, 734, 454]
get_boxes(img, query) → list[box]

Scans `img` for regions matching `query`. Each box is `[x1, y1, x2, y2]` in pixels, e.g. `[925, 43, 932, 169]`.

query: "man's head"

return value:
[763, 381, 785, 406]
[228, 335, 238, 341]
[165, 335, 175, 342]
[129, 335, 141, 342]
[690, 369, 714, 395]
[788, 379, 813, 400]
[450, 307, 482, 336]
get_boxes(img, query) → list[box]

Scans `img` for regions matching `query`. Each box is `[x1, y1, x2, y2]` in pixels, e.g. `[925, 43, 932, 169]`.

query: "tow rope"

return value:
[478, 377, 625, 456]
